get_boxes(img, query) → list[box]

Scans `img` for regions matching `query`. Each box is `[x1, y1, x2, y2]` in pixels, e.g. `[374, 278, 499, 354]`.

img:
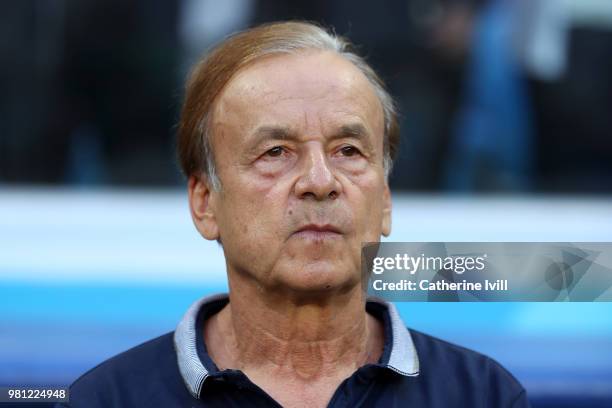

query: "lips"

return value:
[293, 224, 343, 239]
[295, 224, 342, 234]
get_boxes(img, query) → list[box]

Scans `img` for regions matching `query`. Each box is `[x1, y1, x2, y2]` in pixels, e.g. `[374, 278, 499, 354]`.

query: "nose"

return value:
[294, 143, 342, 201]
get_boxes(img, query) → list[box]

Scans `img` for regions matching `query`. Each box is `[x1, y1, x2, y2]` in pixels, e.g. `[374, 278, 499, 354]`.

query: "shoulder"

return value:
[67, 332, 189, 407]
[407, 329, 529, 407]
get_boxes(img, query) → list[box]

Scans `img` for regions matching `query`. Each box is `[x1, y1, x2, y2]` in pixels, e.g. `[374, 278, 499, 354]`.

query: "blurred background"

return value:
[1, 0, 611, 407]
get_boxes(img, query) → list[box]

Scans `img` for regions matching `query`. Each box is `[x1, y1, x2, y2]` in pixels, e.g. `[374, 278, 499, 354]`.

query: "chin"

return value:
[273, 259, 360, 295]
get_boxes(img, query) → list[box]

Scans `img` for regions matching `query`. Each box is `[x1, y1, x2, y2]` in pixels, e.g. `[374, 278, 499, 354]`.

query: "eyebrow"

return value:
[248, 122, 375, 151]
[250, 125, 295, 146]
[333, 123, 375, 152]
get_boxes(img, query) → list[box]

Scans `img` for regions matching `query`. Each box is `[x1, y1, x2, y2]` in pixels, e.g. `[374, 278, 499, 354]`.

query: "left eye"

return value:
[339, 146, 359, 157]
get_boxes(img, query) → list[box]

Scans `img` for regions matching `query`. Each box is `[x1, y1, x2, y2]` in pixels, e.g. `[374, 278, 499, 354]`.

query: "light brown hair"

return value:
[177, 21, 399, 189]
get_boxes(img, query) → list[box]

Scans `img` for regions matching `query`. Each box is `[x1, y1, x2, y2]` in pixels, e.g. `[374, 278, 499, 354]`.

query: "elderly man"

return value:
[65, 22, 529, 407]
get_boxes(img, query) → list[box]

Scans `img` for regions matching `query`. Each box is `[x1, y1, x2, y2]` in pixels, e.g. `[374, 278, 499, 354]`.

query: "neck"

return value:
[205, 277, 384, 383]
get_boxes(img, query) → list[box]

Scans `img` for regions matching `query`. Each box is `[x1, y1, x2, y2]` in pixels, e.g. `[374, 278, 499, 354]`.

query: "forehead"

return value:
[213, 50, 384, 135]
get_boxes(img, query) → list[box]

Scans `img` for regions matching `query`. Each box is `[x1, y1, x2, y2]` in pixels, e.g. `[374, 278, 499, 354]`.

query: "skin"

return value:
[188, 50, 392, 407]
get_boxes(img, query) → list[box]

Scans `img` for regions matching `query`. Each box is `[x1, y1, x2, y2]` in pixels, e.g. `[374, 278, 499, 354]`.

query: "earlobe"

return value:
[188, 175, 220, 240]
[381, 184, 392, 237]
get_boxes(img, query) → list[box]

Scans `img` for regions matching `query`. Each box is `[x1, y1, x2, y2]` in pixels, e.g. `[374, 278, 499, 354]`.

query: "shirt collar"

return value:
[174, 293, 420, 399]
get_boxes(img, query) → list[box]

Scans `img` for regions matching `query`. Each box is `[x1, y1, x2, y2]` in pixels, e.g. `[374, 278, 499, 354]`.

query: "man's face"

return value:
[190, 50, 391, 295]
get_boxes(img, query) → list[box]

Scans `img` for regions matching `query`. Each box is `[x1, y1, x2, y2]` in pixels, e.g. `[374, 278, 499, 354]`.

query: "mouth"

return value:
[292, 224, 343, 240]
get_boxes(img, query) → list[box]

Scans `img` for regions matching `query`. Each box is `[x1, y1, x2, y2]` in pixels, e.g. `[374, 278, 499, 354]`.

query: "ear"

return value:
[381, 183, 392, 237]
[188, 175, 220, 240]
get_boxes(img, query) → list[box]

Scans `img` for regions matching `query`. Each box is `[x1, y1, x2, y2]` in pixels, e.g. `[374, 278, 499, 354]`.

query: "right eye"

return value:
[265, 146, 284, 157]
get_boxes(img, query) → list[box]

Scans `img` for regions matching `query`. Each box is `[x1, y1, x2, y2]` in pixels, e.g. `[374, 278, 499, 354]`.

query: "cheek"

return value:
[343, 172, 386, 235]
[215, 184, 289, 276]
[219, 175, 288, 241]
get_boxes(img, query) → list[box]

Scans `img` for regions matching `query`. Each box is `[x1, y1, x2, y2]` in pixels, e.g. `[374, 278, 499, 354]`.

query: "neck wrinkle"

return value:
[213, 281, 381, 381]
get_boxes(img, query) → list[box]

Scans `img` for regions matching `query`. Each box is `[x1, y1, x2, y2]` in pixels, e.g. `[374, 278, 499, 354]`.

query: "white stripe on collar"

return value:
[174, 293, 420, 398]
[368, 297, 420, 376]
[174, 293, 227, 398]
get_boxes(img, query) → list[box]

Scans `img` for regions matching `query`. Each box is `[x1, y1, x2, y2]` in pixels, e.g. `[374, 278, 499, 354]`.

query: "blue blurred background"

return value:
[1, 0, 612, 407]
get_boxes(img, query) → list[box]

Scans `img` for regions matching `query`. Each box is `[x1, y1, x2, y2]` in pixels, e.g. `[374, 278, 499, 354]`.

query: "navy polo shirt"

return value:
[61, 293, 530, 407]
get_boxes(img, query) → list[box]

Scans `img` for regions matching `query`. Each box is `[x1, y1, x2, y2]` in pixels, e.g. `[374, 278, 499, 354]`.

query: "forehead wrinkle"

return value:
[215, 50, 385, 145]
[227, 53, 369, 103]
[257, 84, 342, 109]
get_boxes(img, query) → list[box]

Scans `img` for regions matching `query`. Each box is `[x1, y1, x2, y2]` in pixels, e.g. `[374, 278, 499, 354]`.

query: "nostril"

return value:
[328, 190, 338, 199]
[301, 191, 317, 200]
